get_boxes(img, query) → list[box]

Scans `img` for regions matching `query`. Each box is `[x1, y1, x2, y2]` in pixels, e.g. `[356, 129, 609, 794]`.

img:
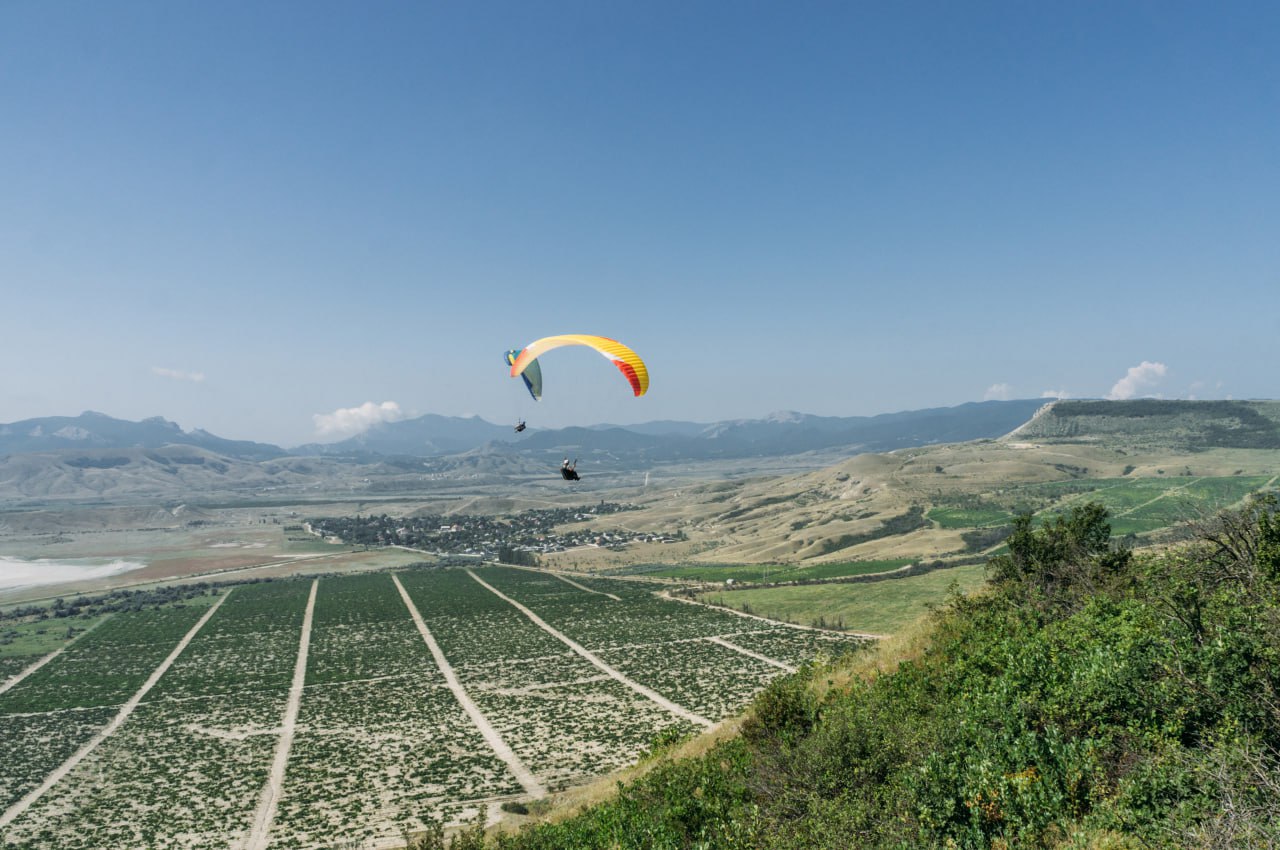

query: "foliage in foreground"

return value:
[451, 496, 1280, 849]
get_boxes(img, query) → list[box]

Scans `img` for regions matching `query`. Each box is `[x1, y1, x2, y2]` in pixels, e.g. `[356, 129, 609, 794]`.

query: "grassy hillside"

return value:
[1012, 399, 1280, 450]
[454, 497, 1280, 849]
[557, 400, 1280, 571]
[696, 562, 988, 634]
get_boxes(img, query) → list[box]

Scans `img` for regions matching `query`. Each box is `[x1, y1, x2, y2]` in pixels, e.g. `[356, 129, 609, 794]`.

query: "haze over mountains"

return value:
[2, 401, 1048, 462]
[3, 399, 1277, 504]
[0, 401, 1040, 502]
[0, 412, 285, 460]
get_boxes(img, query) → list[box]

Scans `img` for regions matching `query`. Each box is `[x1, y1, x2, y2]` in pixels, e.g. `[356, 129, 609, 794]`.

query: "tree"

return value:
[988, 502, 1129, 614]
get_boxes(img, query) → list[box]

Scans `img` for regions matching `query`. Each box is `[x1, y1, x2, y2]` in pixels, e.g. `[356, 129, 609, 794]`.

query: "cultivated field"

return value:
[0, 566, 864, 849]
[928, 473, 1277, 534]
[698, 562, 989, 635]
[634, 558, 915, 585]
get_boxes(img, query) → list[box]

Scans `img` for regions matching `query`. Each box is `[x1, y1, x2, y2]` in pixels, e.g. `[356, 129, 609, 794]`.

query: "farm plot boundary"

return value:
[0, 591, 229, 829]
[241, 579, 318, 850]
[466, 570, 714, 728]
[2, 567, 868, 847]
[706, 636, 796, 672]
[0, 615, 112, 698]
[393, 573, 545, 798]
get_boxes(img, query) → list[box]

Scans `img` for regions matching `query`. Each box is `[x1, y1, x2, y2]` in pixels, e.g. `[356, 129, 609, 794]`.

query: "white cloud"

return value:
[1041, 389, 1070, 399]
[313, 401, 405, 438]
[984, 383, 1013, 401]
[151, 366, 205, 383]
[1107, 361, 1167, 400]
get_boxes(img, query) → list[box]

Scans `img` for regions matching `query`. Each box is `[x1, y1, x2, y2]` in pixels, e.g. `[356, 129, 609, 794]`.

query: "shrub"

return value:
[742, 671, 818, 748]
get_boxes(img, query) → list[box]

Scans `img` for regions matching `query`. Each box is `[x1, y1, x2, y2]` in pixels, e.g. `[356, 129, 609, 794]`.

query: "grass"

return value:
[281, 535, 350, 554]
[0, 613, 111, 658]
[636, 559, 913, 585]
[489, 496, 1280, 850]
[780, 558, 915, 581]
[1035, 474, 1276, 537]
[698, 562, 987, 635]
[635, 563, 794, 582]
[927, 506, 1013, 528]
[920, 475, 1278, 540]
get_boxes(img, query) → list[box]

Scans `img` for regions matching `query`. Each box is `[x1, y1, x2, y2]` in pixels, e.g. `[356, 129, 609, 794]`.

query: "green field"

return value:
[927, 474, 1275, 536]
[926, 506, 1013, 528]
[635, 559, 913, 584]
[778, 558, 915, 582]
[698, 562, 988, 635]
[0, 566, 867, 848]
[280, 535, 352, 554]
[0, 614, 112, 659]
[1042, 474, 1275, 535]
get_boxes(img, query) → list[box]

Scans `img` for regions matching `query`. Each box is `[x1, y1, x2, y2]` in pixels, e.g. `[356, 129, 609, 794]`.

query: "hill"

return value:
[0, 401, 1049, 503]
[292, 401, 1047, 464]
[483, 498, 1280, 849]
[1011, 399, 1280, 450]
[0, 446, 349, 502]
[550, 400, 1280, 570]
[290, 414, 517, 457]
[4, 401, 1276, 563]
[0, 412, 285, 460]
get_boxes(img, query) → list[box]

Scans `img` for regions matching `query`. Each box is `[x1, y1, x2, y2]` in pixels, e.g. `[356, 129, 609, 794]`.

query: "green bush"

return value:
[396, 499, 1280, 849]
[742, 671, 818, 748]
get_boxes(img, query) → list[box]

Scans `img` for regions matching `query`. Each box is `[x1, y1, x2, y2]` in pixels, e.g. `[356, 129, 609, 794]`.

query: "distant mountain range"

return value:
[0, 412, 285, 460]
[289, 400, 1050, 462]
[2, 400, 1277, 503]
[290, 414, 515, 457]
[0, 402, 1044, 502]
[0, 402, 1048, 465]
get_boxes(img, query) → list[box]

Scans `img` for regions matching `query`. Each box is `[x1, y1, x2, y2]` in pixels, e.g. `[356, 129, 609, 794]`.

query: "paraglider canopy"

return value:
[504, 350, 543, 401]
[509, 334, 649, 397]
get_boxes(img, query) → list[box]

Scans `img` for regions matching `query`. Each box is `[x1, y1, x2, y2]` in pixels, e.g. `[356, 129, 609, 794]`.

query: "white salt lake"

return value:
[0, 556, 146, 591]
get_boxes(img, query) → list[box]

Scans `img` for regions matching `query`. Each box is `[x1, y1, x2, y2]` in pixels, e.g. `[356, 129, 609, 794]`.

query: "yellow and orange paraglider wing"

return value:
[509, 334, 649, 397]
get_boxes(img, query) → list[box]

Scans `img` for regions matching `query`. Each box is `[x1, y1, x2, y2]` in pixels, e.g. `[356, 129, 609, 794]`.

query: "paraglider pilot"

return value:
[560, 458, 579, 481]
[514, 419, 527, 433]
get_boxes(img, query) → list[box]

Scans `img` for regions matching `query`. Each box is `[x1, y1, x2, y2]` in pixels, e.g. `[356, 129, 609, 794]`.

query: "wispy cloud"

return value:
[984, 382, 1013, 401]
[151, 366, 205, 383]
[1041, 389, 1070, 399]
[1107, 361, 1167, 400]
[313, 401, 405, 438]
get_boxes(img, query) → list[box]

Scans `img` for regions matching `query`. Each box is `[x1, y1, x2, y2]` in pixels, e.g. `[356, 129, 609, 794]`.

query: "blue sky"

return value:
[2, 1, 1277, 446]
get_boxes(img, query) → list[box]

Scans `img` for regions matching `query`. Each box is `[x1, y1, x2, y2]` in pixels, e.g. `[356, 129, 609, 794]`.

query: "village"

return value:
[305, 502, 683, 560]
